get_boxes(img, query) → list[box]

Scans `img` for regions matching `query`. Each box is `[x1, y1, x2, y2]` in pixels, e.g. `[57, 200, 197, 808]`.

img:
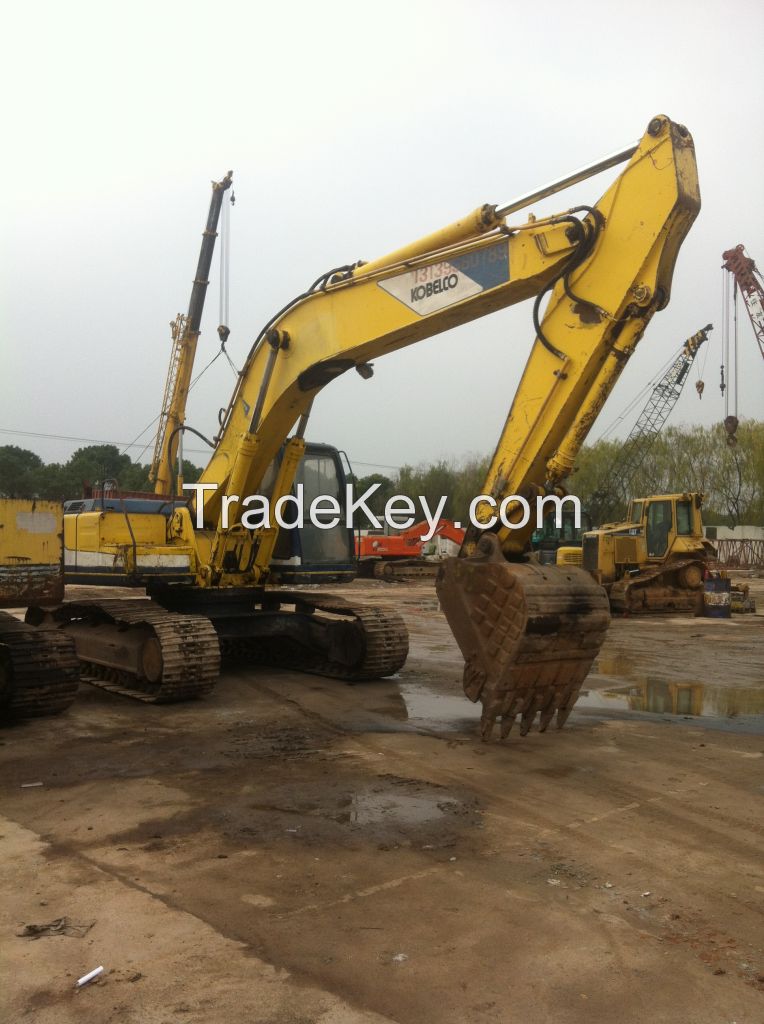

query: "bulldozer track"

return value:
[609, 559, 705, 614]
[0, 612, 79, 719]
[42, 600, 220, 704]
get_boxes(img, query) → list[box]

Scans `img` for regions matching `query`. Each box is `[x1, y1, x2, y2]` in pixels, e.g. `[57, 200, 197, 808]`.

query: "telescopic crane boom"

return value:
[149, 171, 233, 495]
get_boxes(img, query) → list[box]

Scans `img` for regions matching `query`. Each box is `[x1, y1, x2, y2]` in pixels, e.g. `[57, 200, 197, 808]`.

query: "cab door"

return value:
[645, 499, 673, 559]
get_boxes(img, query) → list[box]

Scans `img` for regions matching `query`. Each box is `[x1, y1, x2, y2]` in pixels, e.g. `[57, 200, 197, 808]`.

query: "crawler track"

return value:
[296, 592, 409, 680]
[372, 560, 439, 583]
[30, 600, 220, 703]
[32, 590, 405, 703]
[0, 612, 79, 720]
[222, 591, 409, 681]
[609, 560, 705, 614]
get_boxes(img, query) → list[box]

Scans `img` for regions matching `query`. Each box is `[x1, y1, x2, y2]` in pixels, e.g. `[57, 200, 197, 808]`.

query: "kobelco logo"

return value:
[410, 275, 459, 303]
[377, 244, 509, 316]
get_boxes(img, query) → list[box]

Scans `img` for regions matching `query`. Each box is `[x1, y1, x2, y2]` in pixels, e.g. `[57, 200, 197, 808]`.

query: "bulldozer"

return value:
[571, 492, 716, 613]
[27, 114, 700, 739]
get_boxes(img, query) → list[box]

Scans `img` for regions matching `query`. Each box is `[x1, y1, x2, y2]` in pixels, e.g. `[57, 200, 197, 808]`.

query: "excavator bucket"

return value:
[436, 534, 609, 739]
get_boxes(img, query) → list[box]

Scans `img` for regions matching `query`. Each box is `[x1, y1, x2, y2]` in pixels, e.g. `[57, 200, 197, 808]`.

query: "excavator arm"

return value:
[173, 114, 698, 737]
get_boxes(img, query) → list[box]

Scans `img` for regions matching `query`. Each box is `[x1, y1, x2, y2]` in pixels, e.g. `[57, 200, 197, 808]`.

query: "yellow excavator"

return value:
[33, 114, 699, 739]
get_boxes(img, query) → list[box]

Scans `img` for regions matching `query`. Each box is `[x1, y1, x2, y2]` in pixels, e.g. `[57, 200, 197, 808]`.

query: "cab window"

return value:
[296, 453, 351, 563]
[646, 500, 672, 557]
[676, 500, 693, 536]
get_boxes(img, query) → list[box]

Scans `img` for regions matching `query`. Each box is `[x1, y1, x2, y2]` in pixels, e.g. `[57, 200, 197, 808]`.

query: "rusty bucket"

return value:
[436, 534, 610, 739]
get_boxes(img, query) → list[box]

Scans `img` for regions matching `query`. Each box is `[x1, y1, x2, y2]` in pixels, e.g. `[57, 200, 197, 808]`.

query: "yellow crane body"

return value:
[150, 171, 233, 496]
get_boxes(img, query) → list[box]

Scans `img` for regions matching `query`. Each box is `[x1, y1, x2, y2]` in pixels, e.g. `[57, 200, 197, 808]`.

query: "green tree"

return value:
[351, 472, 397, 520]
[568, 419, 764, 527]
[452, 455, 491, 523]
[58, 445, 138, 498]
[0, 445, 44, 497]
[397, 460, 458, 520]
[180, 460, 202, 486]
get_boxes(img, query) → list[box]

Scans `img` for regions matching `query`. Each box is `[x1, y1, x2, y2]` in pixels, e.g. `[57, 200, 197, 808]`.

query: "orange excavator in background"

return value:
[357, 519, 466, 580]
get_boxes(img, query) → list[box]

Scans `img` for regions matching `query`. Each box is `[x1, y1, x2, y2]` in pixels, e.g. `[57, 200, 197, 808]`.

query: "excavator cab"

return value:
[269, 443, 356, 585]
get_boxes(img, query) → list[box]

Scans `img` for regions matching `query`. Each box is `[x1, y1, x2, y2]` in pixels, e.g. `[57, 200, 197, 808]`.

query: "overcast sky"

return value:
[2, 0, 762, 478]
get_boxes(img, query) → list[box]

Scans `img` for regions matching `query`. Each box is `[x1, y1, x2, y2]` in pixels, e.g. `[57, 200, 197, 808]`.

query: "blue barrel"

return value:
[703, 577, 731, 618]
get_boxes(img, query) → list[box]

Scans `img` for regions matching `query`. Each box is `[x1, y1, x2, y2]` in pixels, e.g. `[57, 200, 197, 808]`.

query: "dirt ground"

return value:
[2, 578, 763, 1024]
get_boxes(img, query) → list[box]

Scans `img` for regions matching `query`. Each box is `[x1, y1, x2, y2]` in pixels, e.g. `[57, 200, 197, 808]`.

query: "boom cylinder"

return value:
[495, 143, 637, 218]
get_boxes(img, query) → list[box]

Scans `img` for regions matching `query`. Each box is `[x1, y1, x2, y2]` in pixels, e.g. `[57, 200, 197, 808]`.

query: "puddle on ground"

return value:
[334, 788, 461, 827]
[337, 662, 762, 738]
[398, 683, 480, 732]
[579, 656, 764, 728]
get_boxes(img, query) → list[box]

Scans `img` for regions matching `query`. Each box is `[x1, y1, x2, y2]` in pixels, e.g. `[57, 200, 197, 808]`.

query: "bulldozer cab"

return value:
[630, 494, 703, 561]
[625, 499, 644, 525]
[646, 498, 673, 557]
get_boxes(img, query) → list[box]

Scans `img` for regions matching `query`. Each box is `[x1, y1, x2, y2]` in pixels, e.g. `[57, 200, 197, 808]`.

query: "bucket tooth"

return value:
[519, 704, 536, 736]
[436, 533, 610, 740]
[499, 713, 516, 740]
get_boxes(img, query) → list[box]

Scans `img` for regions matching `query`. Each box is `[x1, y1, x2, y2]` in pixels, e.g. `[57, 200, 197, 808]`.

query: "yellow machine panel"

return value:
[0, 498, 64, 607]
[63, 511, 193, 583]
[613, 535, 642, 565]
[556, 547, 583, 568]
